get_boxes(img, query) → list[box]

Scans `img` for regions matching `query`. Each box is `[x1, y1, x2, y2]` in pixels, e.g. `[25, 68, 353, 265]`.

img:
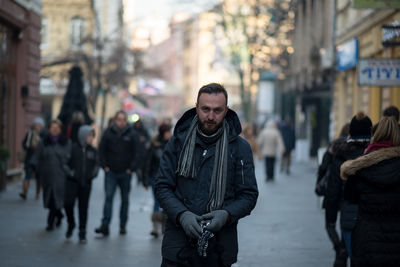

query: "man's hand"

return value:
[179, 211, 202, 239]
[202, 210, 229, 233]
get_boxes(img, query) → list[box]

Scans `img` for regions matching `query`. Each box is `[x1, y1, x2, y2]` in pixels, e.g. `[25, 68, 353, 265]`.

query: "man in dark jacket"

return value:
[65, 125, 99, 242]
[155, 83, 258, 267]
[95, 111, 137, 236]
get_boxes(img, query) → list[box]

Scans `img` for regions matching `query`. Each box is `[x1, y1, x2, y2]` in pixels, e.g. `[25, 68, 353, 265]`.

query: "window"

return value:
[70, 16, 85, 50]
[40, 18, 49, 49]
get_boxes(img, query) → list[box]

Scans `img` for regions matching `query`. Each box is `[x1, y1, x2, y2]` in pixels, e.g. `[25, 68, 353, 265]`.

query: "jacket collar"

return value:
[340, 146, 400, 180]
[174, 107, 242, 142]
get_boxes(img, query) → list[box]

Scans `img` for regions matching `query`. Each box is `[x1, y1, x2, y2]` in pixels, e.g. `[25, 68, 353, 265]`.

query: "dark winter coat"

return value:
[143, 135, 168, 187]
[30, 134, 71, 210]
[341, 146, 400, 267]
[279, 123, 295, 151]
[99, 125, 137, 173]
[155, 108, 259, 266]
[68, 126, 99, 187]
[325, 138, 369, 230]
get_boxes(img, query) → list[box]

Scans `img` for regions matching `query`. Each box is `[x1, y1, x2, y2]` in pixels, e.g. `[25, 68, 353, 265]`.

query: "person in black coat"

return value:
[65, 125, 99, 243]
[326, 112, 372, 266]
[144, 123, 172, 238]
[95, 111, 137, 236]
[315, 123, 349, 267]
[155, 83, 258, 267]
[279, 117, 295, 175]
[30, 119, 72, 231]
[341, 116, 400, 267]
[133, 119, 150, 185]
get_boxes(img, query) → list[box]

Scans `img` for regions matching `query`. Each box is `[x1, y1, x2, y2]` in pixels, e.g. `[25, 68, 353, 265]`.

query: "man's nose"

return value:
[207, 112, 215, 120]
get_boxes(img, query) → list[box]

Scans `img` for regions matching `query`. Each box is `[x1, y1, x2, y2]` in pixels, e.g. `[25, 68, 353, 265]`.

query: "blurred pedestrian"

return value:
[133, 119, 150, 185]
[155, 83, 258, 266]
[95, 111, 137, 236]
[19, 117, 45, 200]
[326, 112, 372, 266]
[65, 125, 99, 243]
[315, 123, 350, 267]
[144, 123, 172, 238]
[66, 111, 85, 144]
[383, 105, 399, 123]
[279, 117, 295, 175]
[241, 124, 261, 160]
[341, 116, 400, 267]
[257, 120, 285, 181]
[31, 119, 71, 231]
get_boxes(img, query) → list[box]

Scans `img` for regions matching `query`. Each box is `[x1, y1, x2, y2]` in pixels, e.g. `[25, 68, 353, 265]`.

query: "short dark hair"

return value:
[114, 110, 127, 120]
[197, 83, 228, 105]
[383, 106, 400, 122]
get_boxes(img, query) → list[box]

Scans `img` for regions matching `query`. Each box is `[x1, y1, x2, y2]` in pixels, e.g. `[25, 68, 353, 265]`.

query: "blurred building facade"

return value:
[40, 0, 126, 131]
[333, 1, 400, 136]
[0, 0, 42, 174]
[40, 0, 96, 121]
[282, 0, 336, 156]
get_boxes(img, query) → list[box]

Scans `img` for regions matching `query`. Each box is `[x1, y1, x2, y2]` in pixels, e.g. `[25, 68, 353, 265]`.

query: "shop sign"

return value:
[382, 25, 400, 46]
[354, 0, 400, 8]
[358, 59, 400, 86]
[337, 39, 359, 72]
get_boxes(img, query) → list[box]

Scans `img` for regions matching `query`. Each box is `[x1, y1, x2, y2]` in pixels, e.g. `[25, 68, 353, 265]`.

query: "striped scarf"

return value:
[176, 115, 229, 211]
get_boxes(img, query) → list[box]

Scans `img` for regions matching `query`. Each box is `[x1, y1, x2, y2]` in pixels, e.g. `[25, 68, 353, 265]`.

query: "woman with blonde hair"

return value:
[341, 116, 400, 267]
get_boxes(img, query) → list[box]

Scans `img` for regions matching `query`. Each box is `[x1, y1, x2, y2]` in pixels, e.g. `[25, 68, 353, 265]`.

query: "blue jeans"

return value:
[342, 230, 352, 258]
[101, 171, 132, 227]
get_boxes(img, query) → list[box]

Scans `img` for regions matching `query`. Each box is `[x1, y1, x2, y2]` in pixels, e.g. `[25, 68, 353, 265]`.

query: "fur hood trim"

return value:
[340, 146, 400, 180]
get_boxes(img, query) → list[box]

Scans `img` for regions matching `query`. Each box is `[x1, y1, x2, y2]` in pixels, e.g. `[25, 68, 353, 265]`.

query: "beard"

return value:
[198, 119, 223, 135]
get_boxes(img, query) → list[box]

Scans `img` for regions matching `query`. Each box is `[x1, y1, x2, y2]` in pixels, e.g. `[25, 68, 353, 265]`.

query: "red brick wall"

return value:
[0, 1, 41, 170]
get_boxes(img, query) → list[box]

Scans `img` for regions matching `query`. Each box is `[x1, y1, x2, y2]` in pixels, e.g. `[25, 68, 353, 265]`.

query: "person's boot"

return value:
[333, 248, 348, 267]
[95, 225, 109, 236]
[65, 222, 75, 239]
[79, 230, 87, 244]
[120, 225, 127, 235]
[55, 211, 63, 228]
[150, 213, 159, 238]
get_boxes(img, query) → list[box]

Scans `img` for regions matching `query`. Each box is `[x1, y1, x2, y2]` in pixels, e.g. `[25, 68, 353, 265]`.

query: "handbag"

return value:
[315, 168, 329, 196]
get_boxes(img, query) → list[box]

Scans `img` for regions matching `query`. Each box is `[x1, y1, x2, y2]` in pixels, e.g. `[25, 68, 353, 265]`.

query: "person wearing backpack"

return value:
[316, 123, 349, 266]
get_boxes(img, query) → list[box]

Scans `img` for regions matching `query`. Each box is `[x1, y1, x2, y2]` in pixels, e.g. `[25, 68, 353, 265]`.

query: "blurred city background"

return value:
[1, 0, 400, 176]
[0, 0, 400, 266]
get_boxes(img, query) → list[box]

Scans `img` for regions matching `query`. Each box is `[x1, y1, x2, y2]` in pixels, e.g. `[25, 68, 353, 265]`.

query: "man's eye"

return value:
[202, 107, 209, 112]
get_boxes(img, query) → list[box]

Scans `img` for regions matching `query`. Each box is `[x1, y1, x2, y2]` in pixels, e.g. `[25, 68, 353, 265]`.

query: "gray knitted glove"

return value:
[202, 210, 229, 232]
[179, 211, 202, 239]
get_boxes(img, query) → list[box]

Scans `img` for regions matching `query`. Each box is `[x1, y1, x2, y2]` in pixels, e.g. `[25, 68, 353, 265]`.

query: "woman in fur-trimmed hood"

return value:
[341, 116, 400, 267]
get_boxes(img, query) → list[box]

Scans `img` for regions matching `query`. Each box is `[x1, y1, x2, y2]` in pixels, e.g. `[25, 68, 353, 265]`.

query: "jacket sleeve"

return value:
[99, 130, 108, 169]
[277, 131, 285, 153]
[92, 149, 100, 179]
[129, 131, 138, 172]
[22, 131, 31, 151]
[154, 136, 188, 224]
[325, 157, 342, 224]
[223, 139, 259, 223]
[143, 144, 155, 187]
[29, 140, 43, 171]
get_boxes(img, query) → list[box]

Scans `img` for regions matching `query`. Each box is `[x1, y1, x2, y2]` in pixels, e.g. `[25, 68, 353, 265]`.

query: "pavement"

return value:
[0, 158, 333, 267]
